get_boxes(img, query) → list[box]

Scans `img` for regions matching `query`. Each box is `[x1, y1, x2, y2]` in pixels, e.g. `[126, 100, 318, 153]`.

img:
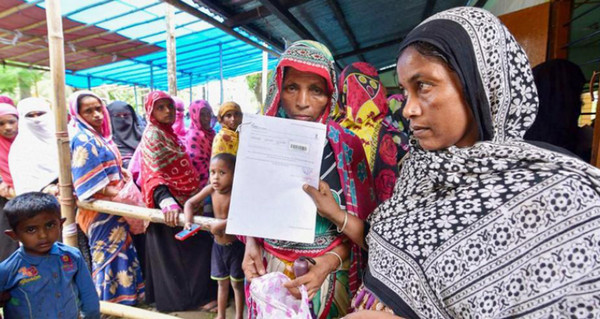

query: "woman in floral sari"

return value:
[336, 62, 409, 203]
[242, 40, 377, 318]
[69, 91, 144, 304]
[139, 91, 216, 312]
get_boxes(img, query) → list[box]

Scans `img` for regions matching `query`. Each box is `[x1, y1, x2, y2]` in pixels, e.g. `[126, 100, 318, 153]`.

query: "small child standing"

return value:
[0, 192, 100, 318]
[211, 101, 243, 156]
[184, 153, 244, 319]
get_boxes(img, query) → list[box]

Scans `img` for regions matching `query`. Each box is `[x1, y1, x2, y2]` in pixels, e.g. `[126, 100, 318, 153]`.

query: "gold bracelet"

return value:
[324, 251, 343, 272]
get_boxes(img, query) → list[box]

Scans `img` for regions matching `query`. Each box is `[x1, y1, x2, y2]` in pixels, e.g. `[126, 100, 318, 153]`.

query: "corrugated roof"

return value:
[0, 0, 279, 90]
[193, 0, 471, 71]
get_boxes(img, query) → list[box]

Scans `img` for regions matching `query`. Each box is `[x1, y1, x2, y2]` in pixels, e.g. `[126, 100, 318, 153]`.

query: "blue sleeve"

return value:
[71, 136, 111, 200]
[74, 253, 100, 319]
[0, 260, 10, 292]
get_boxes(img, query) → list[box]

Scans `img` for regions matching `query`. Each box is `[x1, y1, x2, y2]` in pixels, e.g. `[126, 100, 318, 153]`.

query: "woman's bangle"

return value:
[336, 210, 348, 233]
[324, 251, 343, 272]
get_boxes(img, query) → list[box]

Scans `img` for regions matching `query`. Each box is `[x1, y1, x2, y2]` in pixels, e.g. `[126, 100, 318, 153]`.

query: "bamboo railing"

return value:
[76, 199, 221, 230]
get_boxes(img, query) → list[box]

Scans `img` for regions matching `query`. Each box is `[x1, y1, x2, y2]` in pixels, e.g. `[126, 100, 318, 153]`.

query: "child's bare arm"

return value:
[209, 219, 227, 236]
[183, 185, 213, 229]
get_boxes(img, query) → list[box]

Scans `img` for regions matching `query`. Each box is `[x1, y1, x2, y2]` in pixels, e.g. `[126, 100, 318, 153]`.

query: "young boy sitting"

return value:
[184, 153, 244, 319]
[212, 101, 243, 156]
[0, 192, 100, 319]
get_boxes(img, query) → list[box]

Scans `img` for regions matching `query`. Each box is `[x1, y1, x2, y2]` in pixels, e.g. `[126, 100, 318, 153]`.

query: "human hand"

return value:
[283, 255, 332, 299]
[122, 168, 132, 183]
[184, 222, 193, 230]
[162, 207, 180, 227]
[303, 181, 344, 221]
[242, 237, 265, 282]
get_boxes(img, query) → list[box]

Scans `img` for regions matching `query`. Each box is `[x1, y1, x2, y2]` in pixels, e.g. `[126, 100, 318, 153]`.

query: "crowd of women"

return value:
[1, 6, 599, 318]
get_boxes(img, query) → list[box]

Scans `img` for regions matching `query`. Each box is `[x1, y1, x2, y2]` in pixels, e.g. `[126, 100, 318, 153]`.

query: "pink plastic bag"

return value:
[249, 272, 312, 319]
[113, 179, 148, 235]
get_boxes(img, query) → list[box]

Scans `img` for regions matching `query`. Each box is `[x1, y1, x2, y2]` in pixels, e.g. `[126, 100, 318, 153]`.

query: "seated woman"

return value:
[68, 91, 144, 304]
[9, 97, 59, 196]
[305, 7, 600, 318]
[242, 40, 377, 319]
[138, 91, 216, 312]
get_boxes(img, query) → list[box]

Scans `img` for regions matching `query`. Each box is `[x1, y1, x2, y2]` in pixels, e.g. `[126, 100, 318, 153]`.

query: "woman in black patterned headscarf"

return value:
[107, 101, 144, 168]
[307, 7, 600, 319]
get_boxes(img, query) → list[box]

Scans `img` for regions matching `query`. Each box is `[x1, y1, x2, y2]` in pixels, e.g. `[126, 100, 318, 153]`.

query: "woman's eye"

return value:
[285, 84, 297, 92]
[311, 87, 324, 95]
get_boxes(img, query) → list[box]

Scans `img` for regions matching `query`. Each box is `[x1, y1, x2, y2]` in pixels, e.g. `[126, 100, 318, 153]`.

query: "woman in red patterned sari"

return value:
[139, 90, 217, 312]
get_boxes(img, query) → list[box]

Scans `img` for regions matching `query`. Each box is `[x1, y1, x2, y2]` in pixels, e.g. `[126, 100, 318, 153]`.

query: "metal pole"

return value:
[261, 50, 268, 113]
[219, 43, 223, 104]
[165, 3, 177, 95]
[87, 75, 92, 90]
[150, 65, 154, 90]
[189, 74, 193, 104]
[45, 0, 77, 247]
[134, 84, 138, 113]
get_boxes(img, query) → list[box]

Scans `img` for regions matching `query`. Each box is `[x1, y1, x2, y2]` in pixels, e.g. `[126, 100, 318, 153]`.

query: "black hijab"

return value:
[524, 59, 586, 154]
[107, 101, 143, 158]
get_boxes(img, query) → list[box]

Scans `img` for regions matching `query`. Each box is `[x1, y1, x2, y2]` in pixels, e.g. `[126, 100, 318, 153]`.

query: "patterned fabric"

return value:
[371, 94, 410, 203]
[365, 7, 600, 319]
[185, 100, 215, 187]
[211, 127, 239, 157]
[257, 40, 377, 319]
[336, 63, 409, 203]
[68, 91, 144, 305]
[337, 62, 388, 169]
[139, 91, 200, 207]
[171, 96, 187, 140]
[0, 103, 17, 187]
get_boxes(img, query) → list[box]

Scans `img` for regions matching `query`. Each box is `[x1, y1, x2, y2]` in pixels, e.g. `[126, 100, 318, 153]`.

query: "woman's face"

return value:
[221, 110, 242, 131]
[280, 67, 328, 122]
[79, 96, 104, 133]
[398, 46, 478, 150]
[0, 114, 18, 139]
[152, 98, 176, 125]
[199, 107, 212, 130]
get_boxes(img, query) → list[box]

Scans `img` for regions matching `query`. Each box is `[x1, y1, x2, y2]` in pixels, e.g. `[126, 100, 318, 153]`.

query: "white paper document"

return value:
[226, 113, 326, 243]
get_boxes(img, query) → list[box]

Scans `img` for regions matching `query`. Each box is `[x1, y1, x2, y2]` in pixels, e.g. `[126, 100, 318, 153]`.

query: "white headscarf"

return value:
[9, 97, 59, 195]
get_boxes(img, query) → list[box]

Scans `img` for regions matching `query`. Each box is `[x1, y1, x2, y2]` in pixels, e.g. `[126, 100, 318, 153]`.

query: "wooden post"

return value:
[165, 3, 177, 96]
[45, 0, 77, 247]
[261, 50, 268, 113]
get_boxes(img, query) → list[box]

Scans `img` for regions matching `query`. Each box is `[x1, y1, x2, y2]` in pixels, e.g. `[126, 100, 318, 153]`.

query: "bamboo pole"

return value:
[46, 0, 77, 247]
[165, 3, 177, 96]
[76, 200, 221, 230]
[100, 301, 179, 319]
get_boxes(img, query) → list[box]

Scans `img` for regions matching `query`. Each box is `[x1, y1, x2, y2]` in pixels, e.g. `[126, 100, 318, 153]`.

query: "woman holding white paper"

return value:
[242, 40, 377, 318]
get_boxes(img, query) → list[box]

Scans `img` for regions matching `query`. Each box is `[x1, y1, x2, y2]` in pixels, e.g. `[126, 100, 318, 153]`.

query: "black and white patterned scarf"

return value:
[365, 7, 600, 318]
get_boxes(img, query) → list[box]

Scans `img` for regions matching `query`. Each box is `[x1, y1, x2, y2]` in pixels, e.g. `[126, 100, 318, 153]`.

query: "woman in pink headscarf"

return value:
[0, 102, 19, 261]
[185, 100, 215, 187]
[171, 96, 187, 140]
[0, 103, 18, 199]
